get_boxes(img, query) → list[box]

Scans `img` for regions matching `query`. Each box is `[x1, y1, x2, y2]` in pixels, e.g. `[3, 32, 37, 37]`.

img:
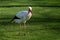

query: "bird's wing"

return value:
[16, 11, 28, 18]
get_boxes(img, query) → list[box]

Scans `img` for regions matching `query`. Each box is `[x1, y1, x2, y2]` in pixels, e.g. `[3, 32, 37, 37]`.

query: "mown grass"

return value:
[0, 7, 60, 40]
[0, 0, 60, 6]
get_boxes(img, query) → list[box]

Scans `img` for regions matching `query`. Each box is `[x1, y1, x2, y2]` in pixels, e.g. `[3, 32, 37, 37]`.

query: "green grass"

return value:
[0, 0, 60, 6]
[1, 22, 60, 40]
[0, 7, 60, 40]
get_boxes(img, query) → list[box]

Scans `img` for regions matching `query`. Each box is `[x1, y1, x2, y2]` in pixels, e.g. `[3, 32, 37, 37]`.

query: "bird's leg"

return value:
[21, 22, 27, 36]
[18, 24, 21, 36]
[18, 24, 21, 40]
[23, 23, 27, 36]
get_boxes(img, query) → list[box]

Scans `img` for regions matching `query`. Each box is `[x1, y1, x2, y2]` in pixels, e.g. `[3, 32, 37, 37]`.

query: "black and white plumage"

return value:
[10, 7, 32, 36]
[11, 7, 32, 24]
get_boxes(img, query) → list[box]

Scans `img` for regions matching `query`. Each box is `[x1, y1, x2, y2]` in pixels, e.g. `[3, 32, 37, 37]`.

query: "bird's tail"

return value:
[9, 16, 16, 23]
[10, 18, 14, 22]
[9, 16, 20, 23]
[9, 18, 14, 23]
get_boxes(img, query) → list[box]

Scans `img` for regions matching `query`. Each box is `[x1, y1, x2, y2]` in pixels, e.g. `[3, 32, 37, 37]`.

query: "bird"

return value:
[10, 7, 32, 36]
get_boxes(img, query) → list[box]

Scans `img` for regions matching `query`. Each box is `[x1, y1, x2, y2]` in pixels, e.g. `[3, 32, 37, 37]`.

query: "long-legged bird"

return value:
[11, 7, 32, 36]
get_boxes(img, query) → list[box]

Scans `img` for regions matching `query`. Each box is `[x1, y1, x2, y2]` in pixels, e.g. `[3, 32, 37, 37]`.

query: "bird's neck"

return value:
[28, 10, 32, 14]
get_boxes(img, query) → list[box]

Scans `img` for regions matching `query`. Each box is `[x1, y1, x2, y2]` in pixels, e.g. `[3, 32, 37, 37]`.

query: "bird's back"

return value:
[16, 11, 28, 18]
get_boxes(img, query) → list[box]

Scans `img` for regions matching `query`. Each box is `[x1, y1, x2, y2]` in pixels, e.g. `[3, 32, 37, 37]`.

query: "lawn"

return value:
[0, 0, 60, 6]
[0, 7, 60, 40]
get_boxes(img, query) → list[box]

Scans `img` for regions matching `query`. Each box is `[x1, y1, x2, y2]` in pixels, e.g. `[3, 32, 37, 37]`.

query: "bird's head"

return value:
[28, 7, 32, 13]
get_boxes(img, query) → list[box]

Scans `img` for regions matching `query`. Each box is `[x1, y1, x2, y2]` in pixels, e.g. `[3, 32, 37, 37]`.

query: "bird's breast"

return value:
[27, 13, 32, 20]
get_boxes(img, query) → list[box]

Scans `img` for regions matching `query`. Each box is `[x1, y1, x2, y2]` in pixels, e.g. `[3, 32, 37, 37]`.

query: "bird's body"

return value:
[10, 7, 32, 36]
[13, 11, 28, 23]
[12, 11, 32, 23]
[11, 7, 32, 24]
